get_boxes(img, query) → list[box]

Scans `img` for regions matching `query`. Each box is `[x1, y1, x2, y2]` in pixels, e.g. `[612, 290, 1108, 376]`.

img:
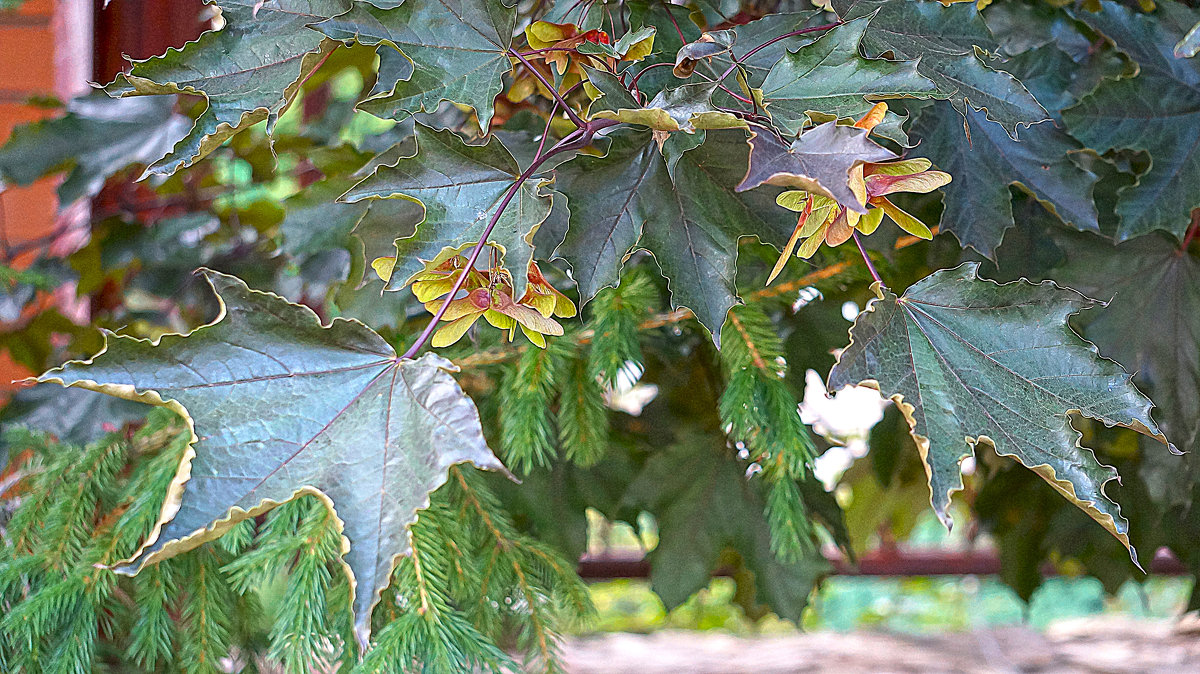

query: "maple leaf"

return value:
[1052, 232, 1200, 458]
[624, 438, 829, 622]
[913, 102, 1100, 259]
[315, 0, 517, 130]
[0, 94, 189, 203]
[736, 121, 897, 211]
[1063, 0, 1200, 241]
[831, 0, 1047, 136]
[759, 16, 937, 136]
[828, 262, 1174, 556]
[343, 124, 551, 300]
[36, 271, 507, 645]
[102, 0, 348, 175]
[554, 128, 797, 341]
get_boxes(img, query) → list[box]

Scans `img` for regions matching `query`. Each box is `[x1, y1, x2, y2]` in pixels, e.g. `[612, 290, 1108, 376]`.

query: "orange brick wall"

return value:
[0, 0, 91, 391]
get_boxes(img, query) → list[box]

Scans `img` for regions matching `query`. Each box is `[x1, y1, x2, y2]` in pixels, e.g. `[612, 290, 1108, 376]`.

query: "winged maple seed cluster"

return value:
[5, 0, 1191, 662]
[408, 251, 576, 348]
[770, 102, 949, 281]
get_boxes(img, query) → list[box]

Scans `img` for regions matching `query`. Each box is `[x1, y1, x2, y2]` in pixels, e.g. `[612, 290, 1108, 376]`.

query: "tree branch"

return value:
[508, 48, 587, 129]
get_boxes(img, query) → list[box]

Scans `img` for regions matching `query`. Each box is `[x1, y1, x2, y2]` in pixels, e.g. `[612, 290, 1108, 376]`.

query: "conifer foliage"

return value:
[2, 0, 1200, 670]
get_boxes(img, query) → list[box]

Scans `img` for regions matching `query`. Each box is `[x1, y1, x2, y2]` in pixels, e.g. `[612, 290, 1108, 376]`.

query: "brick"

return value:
[0, 351, 32, 403]
[0, 26, 56, 93]
[1, 0, 54, 18]
[0, 101, 53, 143]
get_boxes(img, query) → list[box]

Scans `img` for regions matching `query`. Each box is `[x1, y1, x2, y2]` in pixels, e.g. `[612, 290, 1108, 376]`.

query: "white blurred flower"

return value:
[800, 369, 886, 488]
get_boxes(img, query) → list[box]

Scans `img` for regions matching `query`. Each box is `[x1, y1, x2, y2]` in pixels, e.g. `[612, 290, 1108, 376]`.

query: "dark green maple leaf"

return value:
[343, 124, 551, 299]
[759, 16, 936, 135]
[103, 0, 349, 175]
[701, 12, 825, 86]
[828, 263, 1173, 555]
[911, 102, 1100, 259]
[1052, 233, 1200, 456]
[553, 128, 796, 341]
[984, 0, 1094, 62]
[315, 0, 516, 130]
[0, 94, 189, 203]
[623, 439, 829, 622]
[831, 0, 1047, 136]
[36, 270, 506, 644]
[736, 121, 896, 212]
[1064, 0, 1200, 241]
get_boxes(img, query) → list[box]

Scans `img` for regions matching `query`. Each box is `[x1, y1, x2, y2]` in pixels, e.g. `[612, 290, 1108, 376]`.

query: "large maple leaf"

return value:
[759, 16, 936, 135]
[1052, 233, 1200, 459]
[553, 127, 796, 341]
[37, 271, 507, 645]
[912, 102, 1100, 259]
[828, 263, 1173, 556]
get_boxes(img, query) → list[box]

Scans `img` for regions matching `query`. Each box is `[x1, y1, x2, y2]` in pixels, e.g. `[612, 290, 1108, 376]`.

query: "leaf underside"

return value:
[38, 271, 507, 645]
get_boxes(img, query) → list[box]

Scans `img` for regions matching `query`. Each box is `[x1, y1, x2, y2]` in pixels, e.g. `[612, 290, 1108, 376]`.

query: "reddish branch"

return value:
[508, 48, 587, 129]
[716, 22, 844, 83]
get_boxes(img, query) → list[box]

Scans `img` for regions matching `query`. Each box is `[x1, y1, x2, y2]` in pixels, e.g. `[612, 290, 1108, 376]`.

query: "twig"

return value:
[727, 312, 768, 370]
[294, 47, 336, 92]
[629, 61, 673, 102]
[661, 0, 687, 42]
[509, 48, 586, 129]
[716, 23, 843, 83]
[853, 231, 882, 285]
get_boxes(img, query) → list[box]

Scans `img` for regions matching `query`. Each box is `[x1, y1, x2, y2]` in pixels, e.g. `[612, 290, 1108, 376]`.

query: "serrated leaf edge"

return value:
[828, 263, 1174, 563]
[104, 33, 338, 177]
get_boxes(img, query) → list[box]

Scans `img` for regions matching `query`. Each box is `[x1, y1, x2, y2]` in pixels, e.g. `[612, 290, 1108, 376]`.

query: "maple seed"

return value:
[768, 104, 950, 283]
[408, 252, 574, 349]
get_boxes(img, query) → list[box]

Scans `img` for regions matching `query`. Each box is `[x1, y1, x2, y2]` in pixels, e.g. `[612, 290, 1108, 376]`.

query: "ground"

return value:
[562, 616, 1200, 673]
